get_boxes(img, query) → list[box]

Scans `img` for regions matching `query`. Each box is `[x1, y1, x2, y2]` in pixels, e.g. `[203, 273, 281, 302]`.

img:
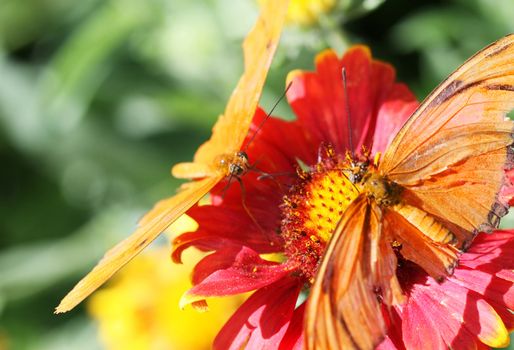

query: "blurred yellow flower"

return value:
[88, 215, 242, 350]
[260, 0, 336, 26]
[0, 331, 9, 350]
[289, 0, 336, 25]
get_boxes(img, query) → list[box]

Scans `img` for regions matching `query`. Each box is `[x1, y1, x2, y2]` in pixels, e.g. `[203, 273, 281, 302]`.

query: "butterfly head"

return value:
[217, 151, 251, 177]
[347, 159, 369, 183]
[344, 147, 373, 184]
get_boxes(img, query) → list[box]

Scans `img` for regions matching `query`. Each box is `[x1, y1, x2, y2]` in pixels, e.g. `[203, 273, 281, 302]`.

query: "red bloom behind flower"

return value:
[174, 47, 514, 349]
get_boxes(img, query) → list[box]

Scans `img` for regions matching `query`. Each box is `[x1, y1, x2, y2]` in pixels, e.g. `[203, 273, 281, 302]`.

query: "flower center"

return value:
[280, 145, 360, 282]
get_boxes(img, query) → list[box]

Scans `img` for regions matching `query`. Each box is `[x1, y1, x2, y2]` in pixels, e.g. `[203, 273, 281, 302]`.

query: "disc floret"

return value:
[280, 144, 360, 282]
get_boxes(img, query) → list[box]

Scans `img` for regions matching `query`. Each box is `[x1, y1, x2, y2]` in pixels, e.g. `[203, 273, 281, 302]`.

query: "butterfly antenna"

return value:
[340, 170, 359, 193]
[342, 68, 355, 158]
[242, 81, 294, 152]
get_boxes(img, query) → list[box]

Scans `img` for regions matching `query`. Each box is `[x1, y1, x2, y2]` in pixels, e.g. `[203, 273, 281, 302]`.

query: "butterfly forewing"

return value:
[380, 34, 514, 241]
[174, 0, 290, 175]
[305, 196, 388, 350]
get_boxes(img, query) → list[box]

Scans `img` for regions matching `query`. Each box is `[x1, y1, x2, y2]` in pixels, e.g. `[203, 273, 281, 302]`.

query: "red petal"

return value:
[496, 269, 514, 282]
[371, 83, 418, 154]
[404, 275, 510, 348]
[186, 246, 292, 298]
[278, 302, 305, 350]
[173, 203, 283, 263]
[381, 305, 405, 350]
[287, 48, 373, 155]
[402, 297, 447, 350]
[452, 267, 514, 310]
[287, 46, 417, 157]
[172, 232, 239, 264]
[213, 277, 301, 350]
[244, 107, 318, 173]
[460, 230, 514, 273]
[340, 46, 374, 151]
[376, 337, 400, 350]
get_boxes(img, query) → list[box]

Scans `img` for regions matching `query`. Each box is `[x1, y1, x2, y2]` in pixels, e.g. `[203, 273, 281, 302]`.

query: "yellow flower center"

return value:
[280, 144, 359, 282]
[302, 168, 359, 242]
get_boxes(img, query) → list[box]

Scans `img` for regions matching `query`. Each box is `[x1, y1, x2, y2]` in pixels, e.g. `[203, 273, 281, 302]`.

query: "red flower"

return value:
[173, 47, 514, 349]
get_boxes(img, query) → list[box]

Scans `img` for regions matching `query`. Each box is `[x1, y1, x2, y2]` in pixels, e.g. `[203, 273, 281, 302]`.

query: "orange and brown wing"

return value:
[380, 34, 514, 243]
[385, 203, 460, 280]
[173, 0, 290, 178]
[305, 196, 402, 350]
[55, 176, 221, 313]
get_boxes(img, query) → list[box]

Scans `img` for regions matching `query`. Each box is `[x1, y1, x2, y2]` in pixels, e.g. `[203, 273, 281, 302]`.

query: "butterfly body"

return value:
[215, 151, 251, 177]
[359, 168, 402, 207]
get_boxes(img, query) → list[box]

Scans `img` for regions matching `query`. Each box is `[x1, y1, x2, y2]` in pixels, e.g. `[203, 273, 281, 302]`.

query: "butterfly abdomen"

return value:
[392, 203, 456, 245]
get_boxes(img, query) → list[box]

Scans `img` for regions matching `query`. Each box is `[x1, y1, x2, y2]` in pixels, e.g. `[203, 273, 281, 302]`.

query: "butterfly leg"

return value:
[234, 175, 267, 235]
[249, 159, 292, 191]
[220, 174, 234, 200]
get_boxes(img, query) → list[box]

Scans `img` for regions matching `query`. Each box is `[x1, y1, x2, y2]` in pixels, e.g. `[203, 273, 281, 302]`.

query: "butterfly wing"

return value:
[305, 196, 402, 350]
[385, 203, 460, 280]
[55, 176, 221, 313]
[56, 0, 290, 313]
[380, 34, 514, 245]
[173, 0, 290, 178]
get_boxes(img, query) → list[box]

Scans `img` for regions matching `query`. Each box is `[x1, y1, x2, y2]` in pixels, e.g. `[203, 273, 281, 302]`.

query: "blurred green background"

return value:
[1, 0, 514, 349]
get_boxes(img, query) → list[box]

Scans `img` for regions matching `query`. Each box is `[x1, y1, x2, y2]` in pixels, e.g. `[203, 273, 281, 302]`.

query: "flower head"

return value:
[259, 0, 336, 26]
[174, 47, 514, 349]
[288, 0, 336, 25]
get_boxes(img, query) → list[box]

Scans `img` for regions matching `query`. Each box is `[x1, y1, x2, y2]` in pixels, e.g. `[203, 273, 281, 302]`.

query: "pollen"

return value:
[280, 146, 360, 282]
[303, 169, 358, 242]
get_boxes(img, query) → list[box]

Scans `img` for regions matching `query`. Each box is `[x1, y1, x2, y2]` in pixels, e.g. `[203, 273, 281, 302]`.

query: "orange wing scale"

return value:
[56, 0, 290, 313]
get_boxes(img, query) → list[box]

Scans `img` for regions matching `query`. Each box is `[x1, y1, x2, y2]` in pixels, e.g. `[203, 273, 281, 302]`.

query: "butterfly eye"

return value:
[236, 151, 249, 162]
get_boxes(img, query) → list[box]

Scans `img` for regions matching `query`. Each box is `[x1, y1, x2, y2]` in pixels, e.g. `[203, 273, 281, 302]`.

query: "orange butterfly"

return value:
[305, 35, 514, 349]
[55, 0, 290, 314]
